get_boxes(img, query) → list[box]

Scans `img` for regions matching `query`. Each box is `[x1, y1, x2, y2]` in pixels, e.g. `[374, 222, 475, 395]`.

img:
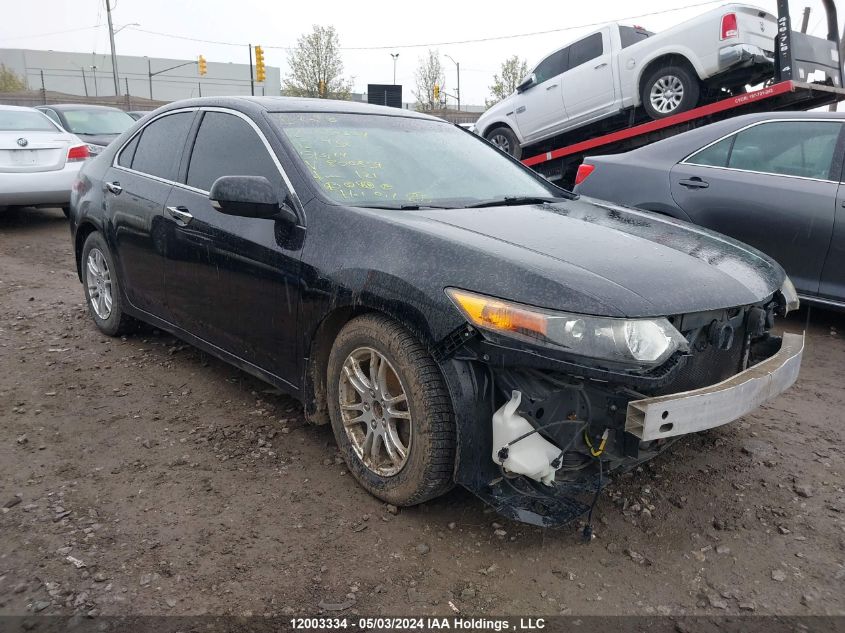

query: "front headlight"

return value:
[779, 276, 800, 314]
[446, 288, 689, 369]
[85, 143, 103, 156]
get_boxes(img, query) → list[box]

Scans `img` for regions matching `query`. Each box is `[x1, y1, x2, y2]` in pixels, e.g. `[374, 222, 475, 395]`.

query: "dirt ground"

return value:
[1, 207, 844, 619]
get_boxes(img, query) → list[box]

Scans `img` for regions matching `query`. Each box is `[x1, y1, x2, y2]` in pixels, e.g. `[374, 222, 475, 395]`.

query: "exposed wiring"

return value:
[582, 457, 604, 543]
[584, 428, 609, 458]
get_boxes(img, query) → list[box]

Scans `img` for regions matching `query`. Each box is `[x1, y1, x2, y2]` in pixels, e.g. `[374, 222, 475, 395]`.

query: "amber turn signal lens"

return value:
[446, 289, 548, 338]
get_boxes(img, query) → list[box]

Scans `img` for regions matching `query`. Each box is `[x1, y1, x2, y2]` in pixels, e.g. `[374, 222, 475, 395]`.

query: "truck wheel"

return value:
[486, 126, 522, 159]
[81, 232, 135, 337]
[642, 65, 700, 119]
[327, 314, 456, 506]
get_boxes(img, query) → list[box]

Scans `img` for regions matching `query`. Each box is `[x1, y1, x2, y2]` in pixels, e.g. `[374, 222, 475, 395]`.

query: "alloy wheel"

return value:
[489, 133, 511, 154]
[338, 347, 412, 477]
[86, 248, 113, 320]
[649, 74, 685, 114]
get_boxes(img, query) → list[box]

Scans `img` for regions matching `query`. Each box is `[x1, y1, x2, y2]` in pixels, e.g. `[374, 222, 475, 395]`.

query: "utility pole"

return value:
[40, 70, 46, 104]
[445, 55, 460, 111]
[81, 68, 89, 97]
[147, 58, 153, 99]
[391, 53, 399, 85]
[105, 0, 120, 97]
[248, 44, 255, 96]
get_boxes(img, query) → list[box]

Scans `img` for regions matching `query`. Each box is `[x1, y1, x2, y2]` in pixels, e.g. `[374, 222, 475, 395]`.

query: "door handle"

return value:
[594, 62, 608, 69]
[678, 177, 710, 189]
[166, 205, 194, 226]
[546, 83, 559, 90]
[105, 181, 122, 195]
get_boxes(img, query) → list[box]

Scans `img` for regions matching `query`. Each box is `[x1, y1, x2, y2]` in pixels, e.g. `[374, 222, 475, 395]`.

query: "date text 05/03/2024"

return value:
[289, 617, 547, 630]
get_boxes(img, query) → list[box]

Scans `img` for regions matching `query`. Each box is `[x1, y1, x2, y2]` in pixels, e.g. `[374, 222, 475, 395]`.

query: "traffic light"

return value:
[433, 84, 440, 101]
[198, 55, 207, 76]
[254, 45, 266, 82]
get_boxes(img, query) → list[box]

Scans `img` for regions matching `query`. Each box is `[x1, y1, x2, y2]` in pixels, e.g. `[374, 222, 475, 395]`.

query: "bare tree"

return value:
[282, 25, 351, 99]
[0, 64, 26, 93]
[413, 50, 446, 111]
[486, 56, 529, 107]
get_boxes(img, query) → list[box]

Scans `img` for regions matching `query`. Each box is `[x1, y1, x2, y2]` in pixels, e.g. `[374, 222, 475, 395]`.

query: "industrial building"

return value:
[0, 48, 281, 101]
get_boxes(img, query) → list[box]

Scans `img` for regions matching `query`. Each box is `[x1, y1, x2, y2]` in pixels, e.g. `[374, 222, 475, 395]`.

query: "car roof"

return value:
[155, 96, 442, 122]
[42, 104, 128, 112]
[0, 104, 45, 112]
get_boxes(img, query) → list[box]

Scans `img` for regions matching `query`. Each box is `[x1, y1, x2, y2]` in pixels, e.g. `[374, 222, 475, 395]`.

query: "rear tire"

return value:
[81, 232, 135, 337]
[327, 314, 456, 506]
[642, 64, 700, 119]
[485, 126, 522, 159]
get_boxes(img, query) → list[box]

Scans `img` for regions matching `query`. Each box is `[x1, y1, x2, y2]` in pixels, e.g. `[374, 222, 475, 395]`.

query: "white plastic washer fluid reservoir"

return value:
[491, 390, 561, 485]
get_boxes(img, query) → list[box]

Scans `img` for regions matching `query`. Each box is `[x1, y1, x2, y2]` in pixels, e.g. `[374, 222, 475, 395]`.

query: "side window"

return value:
[568, 33, 603, 69]
[728, 121, 841, 179]
[186, 112, 281, 192]
[533, 48, 568, 84]
[687, 136, 733, 167]
[117, 134, 140, 168]
[686, 121, 842, 179]
[130, 112, 194, 181]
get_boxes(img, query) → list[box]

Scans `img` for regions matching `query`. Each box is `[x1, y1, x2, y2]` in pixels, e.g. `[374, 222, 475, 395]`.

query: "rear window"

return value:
[568, 33, 603, 69]
[0, 110, 57, 132]
[619, 26, 653, 48]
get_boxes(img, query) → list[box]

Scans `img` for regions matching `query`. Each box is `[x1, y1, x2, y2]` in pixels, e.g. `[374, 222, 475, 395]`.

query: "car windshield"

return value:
[62, 109, 134, 135]
[271, 112, 561, 208]
[0, 110, 57, 132]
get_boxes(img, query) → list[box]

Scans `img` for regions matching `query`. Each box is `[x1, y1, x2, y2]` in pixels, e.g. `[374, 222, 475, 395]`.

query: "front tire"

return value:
[485, 126, 522, 159]
[642, 64, 700, 119]
[81, 232, 134, 336]
[327, 314, 456, 506]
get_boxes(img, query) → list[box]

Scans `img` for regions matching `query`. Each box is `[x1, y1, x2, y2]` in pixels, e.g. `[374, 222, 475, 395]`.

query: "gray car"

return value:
[574, 111, 845, 309]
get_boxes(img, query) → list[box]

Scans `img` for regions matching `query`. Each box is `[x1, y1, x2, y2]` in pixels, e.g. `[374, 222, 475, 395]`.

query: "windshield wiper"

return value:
[355, 203, 453, 210]
[464, 196, 571, 209]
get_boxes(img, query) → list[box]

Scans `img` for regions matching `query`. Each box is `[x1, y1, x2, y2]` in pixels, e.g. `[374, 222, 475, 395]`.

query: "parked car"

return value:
[127, 111, 152, 121]
[475, 4, 777, 158]
[69, 97, 802, 526]
[35, 104, 135, 157]
[0, 105, 89, 215]
[574, 111, 845, 310]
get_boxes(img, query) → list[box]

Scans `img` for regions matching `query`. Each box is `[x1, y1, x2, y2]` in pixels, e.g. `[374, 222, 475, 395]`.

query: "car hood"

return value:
[475, 94, 517, 130]
[74, 133, 120, 147]
[408, 197, 785, 318]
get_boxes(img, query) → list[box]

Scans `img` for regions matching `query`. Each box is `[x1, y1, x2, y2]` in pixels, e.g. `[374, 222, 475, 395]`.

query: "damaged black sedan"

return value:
[68, 97, 803, 527]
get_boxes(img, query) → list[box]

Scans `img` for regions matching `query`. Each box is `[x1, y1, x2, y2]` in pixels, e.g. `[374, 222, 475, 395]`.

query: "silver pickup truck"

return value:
[476, 3, 778, 158]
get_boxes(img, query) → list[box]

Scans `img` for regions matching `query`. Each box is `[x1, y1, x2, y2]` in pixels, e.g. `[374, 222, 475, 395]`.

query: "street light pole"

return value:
[445, 54, 460, 111]
[391, 53, 399, 85]
[105, 0, 120, 97]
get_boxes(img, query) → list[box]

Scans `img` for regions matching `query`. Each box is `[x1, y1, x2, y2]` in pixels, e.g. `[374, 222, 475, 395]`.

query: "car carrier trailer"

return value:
[521, 0, 845, 187]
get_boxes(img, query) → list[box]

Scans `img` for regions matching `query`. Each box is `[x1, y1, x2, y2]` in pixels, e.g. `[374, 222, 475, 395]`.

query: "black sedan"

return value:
[574, 111, 845, 310]
[69, 97, 803, 527]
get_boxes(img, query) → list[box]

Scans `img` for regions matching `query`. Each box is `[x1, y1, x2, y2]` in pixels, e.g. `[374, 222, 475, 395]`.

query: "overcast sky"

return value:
[1, 0, 841, 105]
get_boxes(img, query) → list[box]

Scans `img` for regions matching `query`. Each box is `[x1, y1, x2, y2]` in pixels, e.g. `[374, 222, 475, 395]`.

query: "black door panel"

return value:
[105, 167, 171, 317]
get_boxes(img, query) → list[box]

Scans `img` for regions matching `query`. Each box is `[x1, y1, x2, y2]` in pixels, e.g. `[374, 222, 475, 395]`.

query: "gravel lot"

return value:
[1, 207, 844, 618]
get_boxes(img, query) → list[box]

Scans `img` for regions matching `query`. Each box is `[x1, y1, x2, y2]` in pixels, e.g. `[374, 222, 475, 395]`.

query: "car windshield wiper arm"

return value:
[355, 204, 453, 210]
[464, 196, 571, 209]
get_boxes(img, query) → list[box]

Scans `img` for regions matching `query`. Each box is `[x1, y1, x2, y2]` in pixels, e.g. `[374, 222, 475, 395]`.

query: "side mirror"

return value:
[516, 74, 536, 93]
[209, 175, 297, 224]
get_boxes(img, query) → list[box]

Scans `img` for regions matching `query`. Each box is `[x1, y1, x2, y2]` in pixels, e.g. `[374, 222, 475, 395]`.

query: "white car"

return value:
[476, 3, 777, 158]
[0, 105, 90, 216]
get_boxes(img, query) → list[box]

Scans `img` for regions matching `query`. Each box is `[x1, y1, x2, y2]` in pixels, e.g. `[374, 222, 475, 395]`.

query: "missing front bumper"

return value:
[626, 332, 804, 441]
